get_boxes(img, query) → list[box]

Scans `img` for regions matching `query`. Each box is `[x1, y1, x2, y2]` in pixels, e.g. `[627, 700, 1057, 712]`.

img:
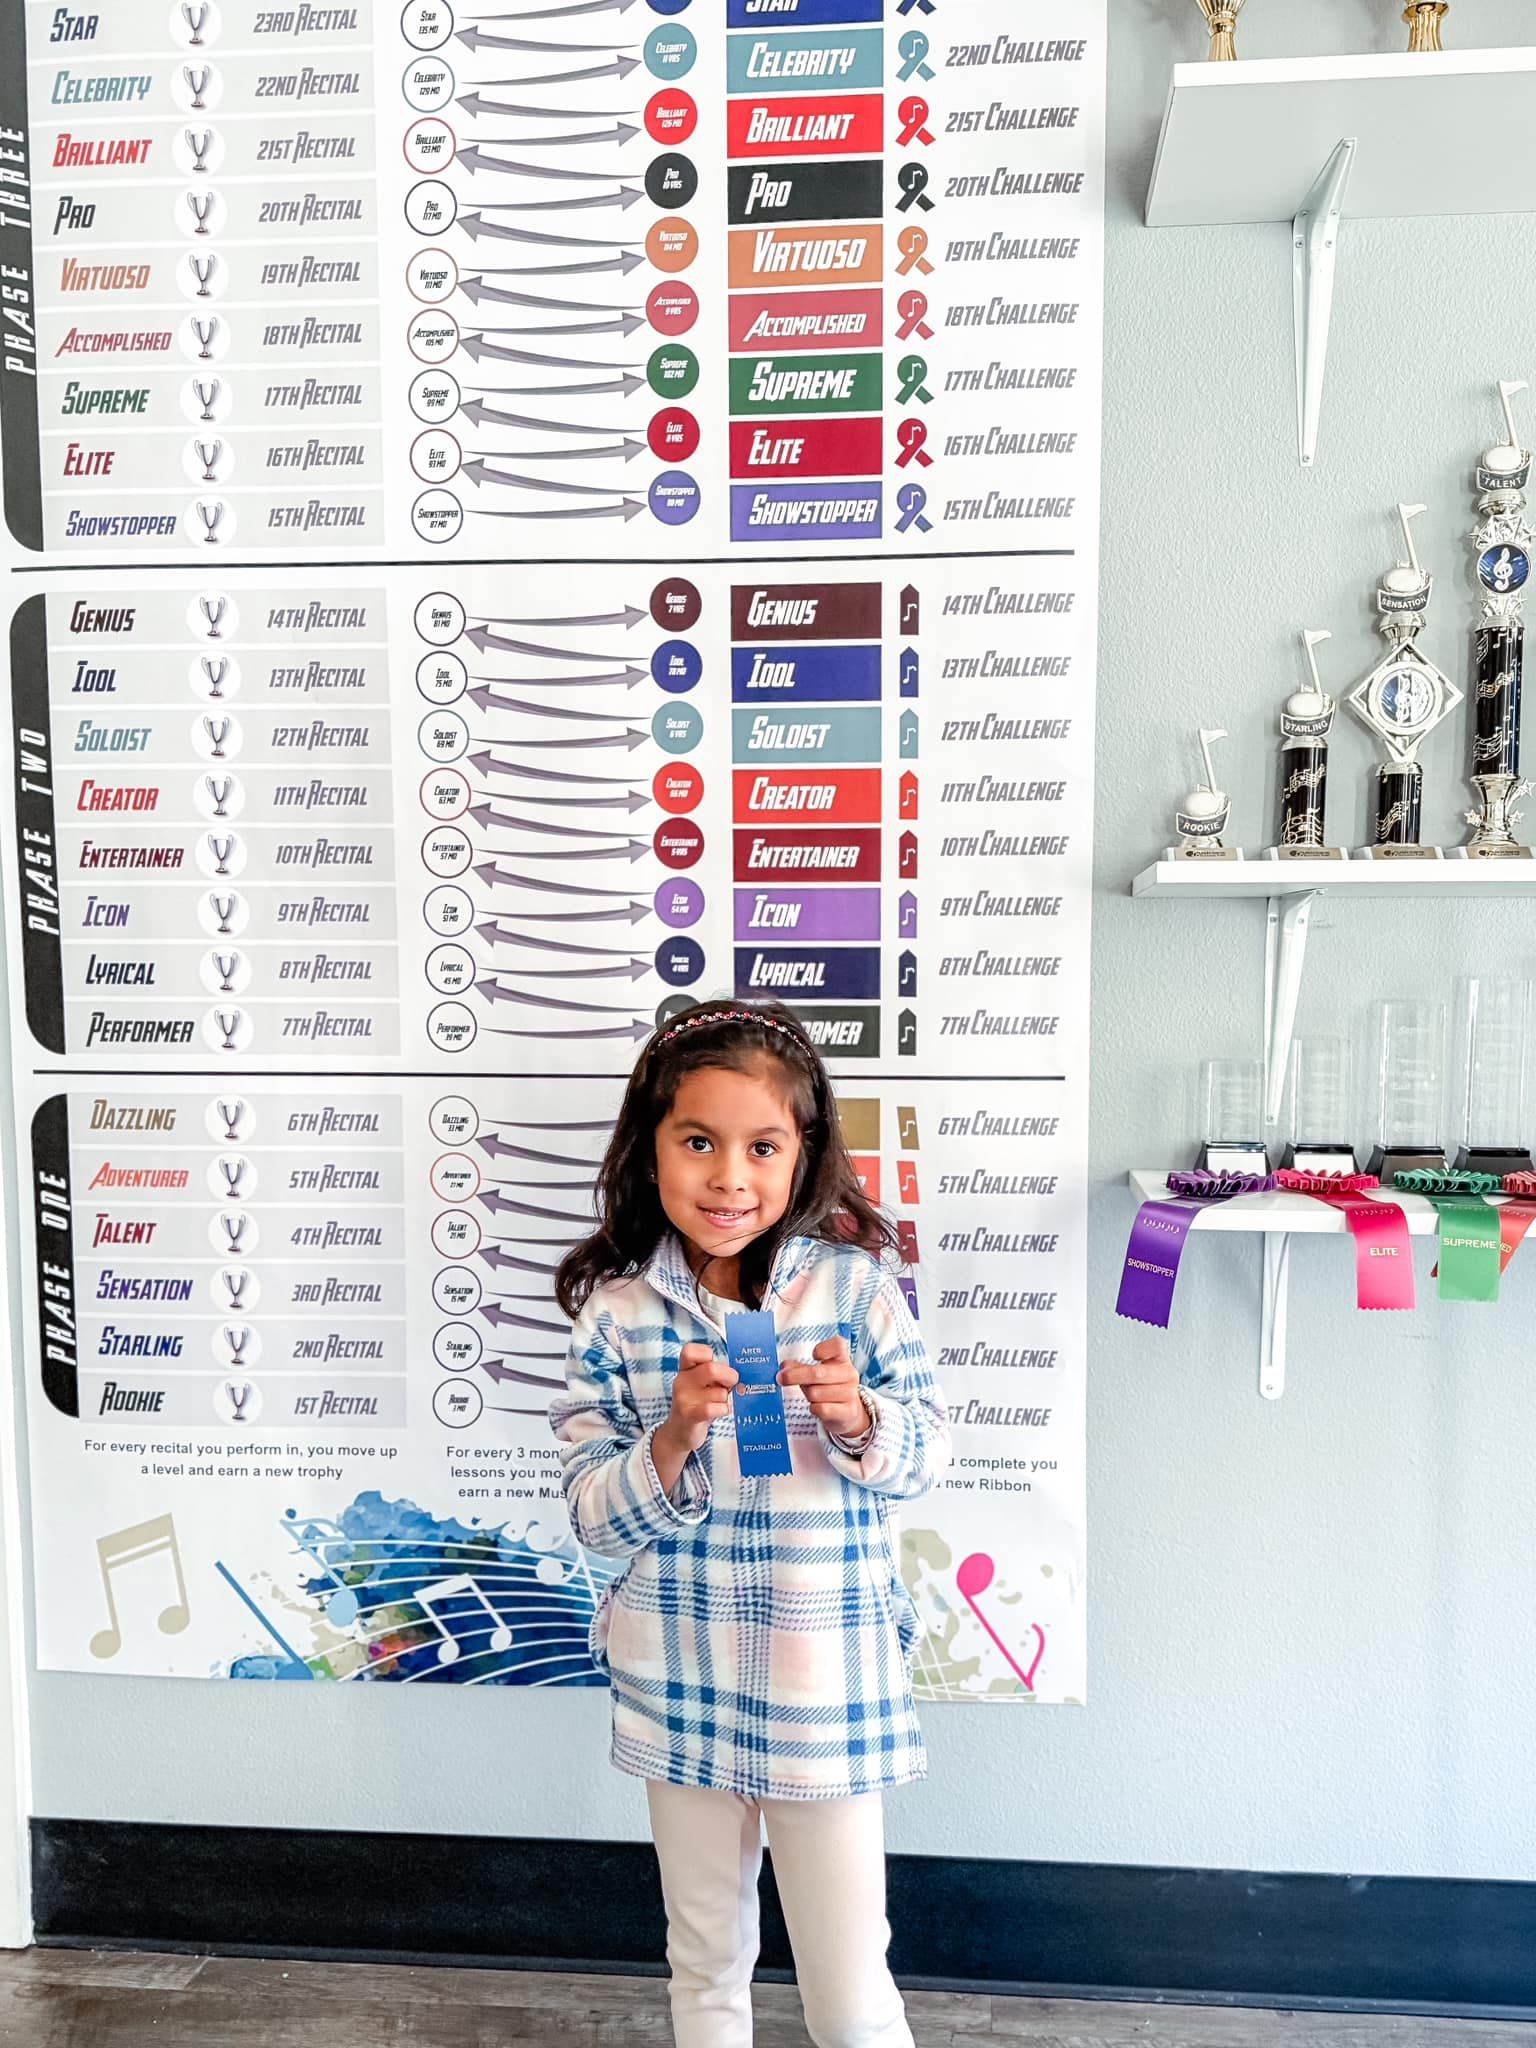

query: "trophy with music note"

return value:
[1461, 380, 1533, 857]
[1403, 2, 1448, 51]
[1192, 0, 1246, 60]
[1269, 629, 1345, 859]
[1349, 502, 1461, 857]
[1170, 727, 1240, 859]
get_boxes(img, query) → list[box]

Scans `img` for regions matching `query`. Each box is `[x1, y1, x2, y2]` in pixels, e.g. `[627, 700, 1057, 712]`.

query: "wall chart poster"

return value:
[0, 0, 1105, 1704]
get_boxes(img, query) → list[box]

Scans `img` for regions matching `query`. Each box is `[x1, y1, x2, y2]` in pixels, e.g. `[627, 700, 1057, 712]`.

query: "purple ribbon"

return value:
[1116, 1173, 1275, 1329]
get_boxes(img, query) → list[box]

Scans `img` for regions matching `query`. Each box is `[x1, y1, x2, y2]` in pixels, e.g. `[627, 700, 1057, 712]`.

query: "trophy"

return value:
[1192, 0, 1245, 60]
[1403, 2, 1447, 51]
[1461, 379, 1532, 858]
[1198, 1058, 1267, 1172]
[1365, 1001, 1447, 1180]
[1452, 975, 1533, 1175]
[1349, 503, 1462, 857]
[1283, 1037, 1356, 1173]
[1170, 727, 1240, 859]
[1269, 629, 1344, 859]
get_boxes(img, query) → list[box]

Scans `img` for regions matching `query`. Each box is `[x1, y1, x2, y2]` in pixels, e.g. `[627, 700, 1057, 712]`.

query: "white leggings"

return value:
[645, 1780, 915, 2048]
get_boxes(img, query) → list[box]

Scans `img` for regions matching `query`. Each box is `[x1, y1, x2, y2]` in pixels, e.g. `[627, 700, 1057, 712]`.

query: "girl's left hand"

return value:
[779, 1338, 870, 1441]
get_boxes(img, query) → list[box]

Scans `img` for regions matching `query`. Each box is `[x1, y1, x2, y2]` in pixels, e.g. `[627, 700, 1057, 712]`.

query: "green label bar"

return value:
[729, 352, 882, 417]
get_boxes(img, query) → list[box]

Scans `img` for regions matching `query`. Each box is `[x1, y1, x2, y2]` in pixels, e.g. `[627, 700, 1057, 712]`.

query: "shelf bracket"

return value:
[1262, 890, 1316, 1136]
[1292, 137, 1356, 468]
[1260, 1233, 1290, 1400]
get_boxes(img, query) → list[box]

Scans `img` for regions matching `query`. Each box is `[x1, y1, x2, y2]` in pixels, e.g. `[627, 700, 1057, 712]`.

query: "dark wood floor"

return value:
[2, 1949, 1535, 2047]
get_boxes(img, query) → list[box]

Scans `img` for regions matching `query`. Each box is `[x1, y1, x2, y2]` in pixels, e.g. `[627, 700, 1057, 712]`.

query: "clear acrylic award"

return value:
[1365, 999, 1448, 1180]
[1283, 1036, 1356, 1173]
[1198, 1058, 1267, 1172]
[1452, 974, 1534, 1174]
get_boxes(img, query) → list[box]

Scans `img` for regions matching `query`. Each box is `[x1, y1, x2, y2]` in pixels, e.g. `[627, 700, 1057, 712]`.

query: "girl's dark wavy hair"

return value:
[555, 998, 899, 1316]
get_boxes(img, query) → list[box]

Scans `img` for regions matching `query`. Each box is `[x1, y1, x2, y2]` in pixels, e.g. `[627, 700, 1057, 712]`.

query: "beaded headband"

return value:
[655, 1008, 810, 1052]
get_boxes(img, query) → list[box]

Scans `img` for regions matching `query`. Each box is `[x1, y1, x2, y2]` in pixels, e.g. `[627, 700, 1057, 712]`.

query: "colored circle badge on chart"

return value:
[647, 344, 699, 398]
[644, 23, 696, 77]
[649, 470, 700, 525]
[647, 280, 699, 336]
[646, 90, 697, 144]
[654, 817, 705, 868]
[651, 577, 701, 630]
[651, 638, 702, 693]
[648, 0, 690, 13]
[649, 406, 700, 462]
[653, 762, 703, 814]
[654, 993, 695, 1028]
[645, 216, 698, 273]
[655, 936, 705, 987]
[655, 876, 704, 927]
[651, 702, 702, 755]
[645, 153, 698, 209]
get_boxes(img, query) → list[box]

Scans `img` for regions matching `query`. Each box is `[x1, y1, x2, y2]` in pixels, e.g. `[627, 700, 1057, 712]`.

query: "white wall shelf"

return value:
[1131, 859, 1536, 900]
[1145, 49, 1536, 464]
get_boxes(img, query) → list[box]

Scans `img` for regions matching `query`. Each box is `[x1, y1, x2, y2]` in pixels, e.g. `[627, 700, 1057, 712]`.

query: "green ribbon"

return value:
[1392, 1170, 1504, 1300]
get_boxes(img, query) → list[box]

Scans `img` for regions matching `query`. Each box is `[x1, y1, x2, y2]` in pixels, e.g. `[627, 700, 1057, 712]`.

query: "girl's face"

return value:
[654, 1060, 803, 1278]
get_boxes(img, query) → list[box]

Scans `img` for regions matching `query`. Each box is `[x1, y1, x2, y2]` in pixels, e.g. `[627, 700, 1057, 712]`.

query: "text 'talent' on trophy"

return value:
[1268, 628, 1345, 861]
[1403, 2, 1448, 53]
[1171, 726, 1240, 859]
[1192, 0, 1246, 61]
[1349, 501, 1462, 859]
[1461, 379, 1533, 859]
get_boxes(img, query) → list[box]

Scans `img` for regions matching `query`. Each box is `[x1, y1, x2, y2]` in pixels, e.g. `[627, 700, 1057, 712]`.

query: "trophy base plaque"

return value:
[1366, 1144, 1448, 1182]
[1265, 846, 1347, 861]
[1199, 1140, 1269, 1174]
[1357, 843, 1444, 860]
[1450, 844, 1534, 860]
[1453, 1145, 1535, 1176]
[1280, 1143, 1358, 1174]
[1167, 845, 1243, 862]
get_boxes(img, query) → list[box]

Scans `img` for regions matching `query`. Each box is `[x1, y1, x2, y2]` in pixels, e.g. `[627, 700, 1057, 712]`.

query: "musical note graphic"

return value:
[89, 1514, 191, 1659]
[414, 1574, 513, 1664]
[955, 1553, 1045, 1693]
[285, 1516, 362, 1630]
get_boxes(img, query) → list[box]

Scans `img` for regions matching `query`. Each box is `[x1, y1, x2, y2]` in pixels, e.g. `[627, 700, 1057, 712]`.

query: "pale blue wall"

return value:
[26, 0, 1536, 1880]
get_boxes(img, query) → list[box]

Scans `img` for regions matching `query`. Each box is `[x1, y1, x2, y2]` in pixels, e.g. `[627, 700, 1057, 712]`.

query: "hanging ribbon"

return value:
[1497, 1173, 1536, 1274]
[1391, 1169, 1503, 1302]
[1116, 1171, 1275, 1328]
[1272, 1170, 1416, 1311]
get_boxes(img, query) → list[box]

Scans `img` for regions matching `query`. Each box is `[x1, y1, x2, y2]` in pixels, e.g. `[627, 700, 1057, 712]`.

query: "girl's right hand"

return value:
[658, 1342, 739, 1459]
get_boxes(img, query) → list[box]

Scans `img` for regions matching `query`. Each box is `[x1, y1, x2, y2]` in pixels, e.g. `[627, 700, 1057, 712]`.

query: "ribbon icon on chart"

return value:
[896, 30, 934, 81]
[896, 355, 932, 406]
[895, 226, 933, 277]
[895, 484, 931, 534]
[897, 96, 934, 147]
[896, 163, 932, 214]
[896, 290, 933, 342]
[895, 419, 931, 469]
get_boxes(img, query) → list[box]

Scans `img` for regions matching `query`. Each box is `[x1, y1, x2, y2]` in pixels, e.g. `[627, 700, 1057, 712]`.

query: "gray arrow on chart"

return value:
[468, 754, 641, 785]
[488, 1019, 655, 1043]
[464, 459, 640, 496]
[477, 1300, 573, 1333]
[472, 734, 649, 766]
[467, 370, 644, 396]
[469, 311, 645, 340]
[479, 1184, 599, 1220]
[454, 41, 642, 80]
[469, 779, 648, 807]
[475, 604, 645, 626]
[465, 625, 629, 661]
[455, 94, 637, 116]
[467, 437, 643, 462]
[469, 799, 637, 836]
[476, 923, 644, 959]
[461, 333, 640, 367]
[457, 147, 636, 185]
[473, 0, 641, 17]
[456, 31, 630, 51]
[471, 690, 636, 721]
[461, 399, 637, 437]
[458, 115, 641, 146]
[487, 840, 648, 863]
[473, 858, 640, 896]
[474, 1245, 565, 1275]
[477, 1130, 605, 1164]
[468, 671, 646, 699]
[493, 956, 649, 982]
[479, 900, 650, 924]
[462, 195, 643, 224]
[481, 1362, 564, 1391]
[471, 500, 644, 522]
[457, 219, 641, 252]
[460, 281, 638, 314]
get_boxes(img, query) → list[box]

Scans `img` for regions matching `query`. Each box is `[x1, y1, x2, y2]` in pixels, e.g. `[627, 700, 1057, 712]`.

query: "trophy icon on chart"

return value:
[186, 191, 213, 236]
[200, 595, 226, 639]
[219, 1157, 248, 1199]
[189, 256, 216, 299]
[220, 1212, 249, 1254]
[194, 379, 220, 422]
[215, 1009, 242, 1052]
[192, 318, 218, 360]
[207, 835, 236, 878]
[217, 1099, 248, 1143]
[195, 441, 222, 483]
[1403, 2, 1448, 51]
[202, 716, 231, 759]
[209, 892, 239, 936]
[200, 660, 228, 701]
[213, 952, 241, 993]
[183, 64, 210, 107]
[204, 775, 233, 818]
[182, 1, 209, 44]
[1170, 727, 1240, 859]
[196, 502, 225, 544]
[221, 1270, 250, 1311]
[185, 129, 213, 173]
[221, 1381, 256, 1424]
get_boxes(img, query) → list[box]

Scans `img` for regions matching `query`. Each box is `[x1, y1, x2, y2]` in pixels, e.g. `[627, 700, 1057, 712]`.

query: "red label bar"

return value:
[727, 94, 883, 160]
[729, 416, 881, 480]
[730, 581, 882, 641]
[733, 768, 881, 823]
[728, 287, 883, 354]
[732, 827, 881, 880]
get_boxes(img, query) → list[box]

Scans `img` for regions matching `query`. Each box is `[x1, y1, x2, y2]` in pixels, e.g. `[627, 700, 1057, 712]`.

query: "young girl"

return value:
[551, 999, 950, 2048]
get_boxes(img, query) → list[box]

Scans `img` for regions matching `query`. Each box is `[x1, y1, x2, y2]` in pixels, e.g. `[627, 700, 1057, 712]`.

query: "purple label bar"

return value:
[730, 484, 883, 544]
[733, 887, 879, 941]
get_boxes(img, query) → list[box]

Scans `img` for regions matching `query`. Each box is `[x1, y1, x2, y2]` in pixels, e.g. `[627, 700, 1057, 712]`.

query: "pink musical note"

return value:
[956, 1553, 1045, 1692]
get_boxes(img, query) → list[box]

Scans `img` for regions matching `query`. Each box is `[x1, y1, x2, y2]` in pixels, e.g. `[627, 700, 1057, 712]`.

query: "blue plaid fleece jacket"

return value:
[550, 1232, 952, 1800]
